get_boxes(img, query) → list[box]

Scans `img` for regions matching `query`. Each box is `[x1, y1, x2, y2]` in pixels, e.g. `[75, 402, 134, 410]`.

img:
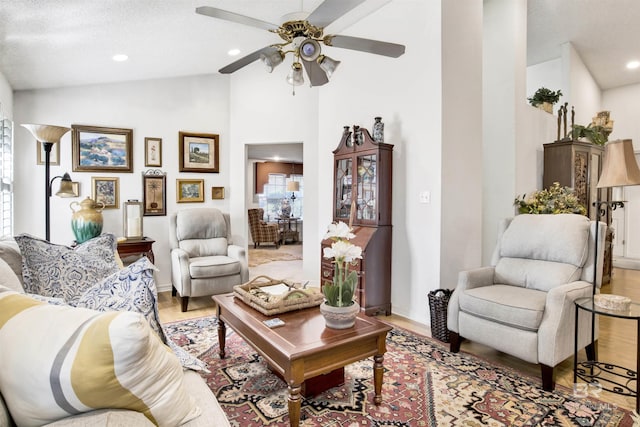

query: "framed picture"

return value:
[37, 141, 59, 165]
[145, 137, 162, 167]
[211, 186, 225, 200]
[142, 170, 167, 216]
[70, 182, 80, 197]
[176, 179, 204, 203]
[91, 176, 119, 209]
[179, 131, 219, 173]
[72, 125, 133, 172]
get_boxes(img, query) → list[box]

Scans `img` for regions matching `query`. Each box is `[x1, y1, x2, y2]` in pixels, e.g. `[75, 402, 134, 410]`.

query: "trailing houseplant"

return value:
[527, 87, 563, 112]
[570, 123, 608, 146]
[320, 221, 362, 329]
[514, 182, 586, 215]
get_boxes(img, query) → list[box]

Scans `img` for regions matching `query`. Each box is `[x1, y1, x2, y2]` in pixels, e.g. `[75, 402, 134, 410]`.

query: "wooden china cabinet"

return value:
[321, 125, 393, 316]
[542, 139, 612, 283]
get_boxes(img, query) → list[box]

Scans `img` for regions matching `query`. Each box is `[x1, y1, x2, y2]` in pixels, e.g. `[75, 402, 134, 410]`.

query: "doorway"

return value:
[246, 142, 304, 275]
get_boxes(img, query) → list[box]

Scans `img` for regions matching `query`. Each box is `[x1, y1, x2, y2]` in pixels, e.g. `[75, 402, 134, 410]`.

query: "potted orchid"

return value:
[320, 221, 362, 329]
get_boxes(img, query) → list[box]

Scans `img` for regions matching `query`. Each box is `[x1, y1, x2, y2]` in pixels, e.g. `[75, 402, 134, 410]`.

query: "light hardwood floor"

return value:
[158, 247, 638, 411]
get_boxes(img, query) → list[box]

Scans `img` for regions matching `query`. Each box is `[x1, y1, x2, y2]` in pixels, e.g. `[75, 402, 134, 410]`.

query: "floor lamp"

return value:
[21, 124, 75, 241]
[590, 139, 640, 345]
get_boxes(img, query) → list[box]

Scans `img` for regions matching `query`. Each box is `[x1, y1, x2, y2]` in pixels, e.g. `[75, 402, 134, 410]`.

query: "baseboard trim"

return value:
[613, 257, 640, 270]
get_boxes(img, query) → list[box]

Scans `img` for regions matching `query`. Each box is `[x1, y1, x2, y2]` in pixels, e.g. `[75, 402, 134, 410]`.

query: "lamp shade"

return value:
[597, 139, 640, 188]
[317, 55, 340, 78]
[21, 124, 70, 143]
[287, 181, 300, 192]
[286, 62, 305, 86]
[55, 173, 76, 198]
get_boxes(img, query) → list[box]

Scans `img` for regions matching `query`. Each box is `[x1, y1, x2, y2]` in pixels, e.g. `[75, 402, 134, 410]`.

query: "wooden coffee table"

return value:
[212, 293, 392, 427]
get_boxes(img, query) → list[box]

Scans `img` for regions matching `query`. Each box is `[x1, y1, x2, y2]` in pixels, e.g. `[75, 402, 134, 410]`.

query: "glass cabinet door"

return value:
[356, 154, 377, 221]
[335, 158, 352, 220]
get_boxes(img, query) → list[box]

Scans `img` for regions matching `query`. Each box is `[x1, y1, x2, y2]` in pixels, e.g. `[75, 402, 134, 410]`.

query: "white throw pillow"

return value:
[0, 288, 201, 427]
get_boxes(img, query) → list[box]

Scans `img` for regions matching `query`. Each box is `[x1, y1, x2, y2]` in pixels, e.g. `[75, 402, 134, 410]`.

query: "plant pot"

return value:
[537, 102, 553, 114]
[320, 301, 360, 329]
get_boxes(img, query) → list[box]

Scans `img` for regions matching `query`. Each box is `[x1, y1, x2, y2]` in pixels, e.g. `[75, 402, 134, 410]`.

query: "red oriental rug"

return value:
[164, 317, 635, 426]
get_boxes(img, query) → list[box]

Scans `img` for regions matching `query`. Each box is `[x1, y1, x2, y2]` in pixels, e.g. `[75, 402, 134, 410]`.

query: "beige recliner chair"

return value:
[169, 208, 249, 312]
[447, 213, 605, 390]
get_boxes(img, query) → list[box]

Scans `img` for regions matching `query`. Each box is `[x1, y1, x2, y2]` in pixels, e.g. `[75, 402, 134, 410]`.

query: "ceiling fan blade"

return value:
[325, 35, 405, 58]
[219, 46, 277, 74]
[196, 6, 279, 31]
[306, 0, 366, 28]
[302, 60, 329, 86]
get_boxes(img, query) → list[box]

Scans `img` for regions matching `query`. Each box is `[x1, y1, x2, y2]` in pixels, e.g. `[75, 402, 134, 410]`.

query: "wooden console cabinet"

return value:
[321, 125, 393, 315]
[543, 140, 612, 283]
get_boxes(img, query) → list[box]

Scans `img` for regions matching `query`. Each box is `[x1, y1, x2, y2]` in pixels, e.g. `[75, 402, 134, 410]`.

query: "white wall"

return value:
[563, 43, 602, 125]
[0, 71, 12, 119]
[13, 74, 230, 288]
[603, 83, 640, 260]
[441, 2, 483, 288]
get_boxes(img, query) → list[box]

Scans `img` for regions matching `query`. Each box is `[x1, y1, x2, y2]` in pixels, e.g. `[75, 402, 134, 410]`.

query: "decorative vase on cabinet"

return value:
[70, 197, 105, 244]
[321, 124, 393, 316]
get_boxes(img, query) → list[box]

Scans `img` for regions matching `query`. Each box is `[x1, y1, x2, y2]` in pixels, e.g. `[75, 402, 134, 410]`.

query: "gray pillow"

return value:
[0, 237, 23, 282]
[15, 233, 120, 304]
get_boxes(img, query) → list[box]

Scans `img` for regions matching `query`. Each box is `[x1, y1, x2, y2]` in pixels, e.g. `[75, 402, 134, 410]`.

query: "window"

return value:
[0, 113, 12, 237]
[259, 173, 304, 220]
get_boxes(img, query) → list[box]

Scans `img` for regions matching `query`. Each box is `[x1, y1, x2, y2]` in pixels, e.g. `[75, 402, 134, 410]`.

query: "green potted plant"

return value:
[527, 87, 563, 113]
[320, 221, 362, 329]
[570, 123, 608, 146]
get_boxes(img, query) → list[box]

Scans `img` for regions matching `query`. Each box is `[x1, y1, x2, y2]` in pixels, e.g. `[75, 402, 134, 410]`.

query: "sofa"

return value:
[0, 235, 230, 427]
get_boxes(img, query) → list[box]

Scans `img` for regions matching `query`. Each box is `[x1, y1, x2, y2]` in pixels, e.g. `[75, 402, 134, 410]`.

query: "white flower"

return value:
[323, 240, 362, 263]
[324, 221, 355, 240]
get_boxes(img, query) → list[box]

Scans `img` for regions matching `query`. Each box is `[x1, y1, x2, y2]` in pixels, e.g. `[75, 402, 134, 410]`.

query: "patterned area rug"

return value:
[248, 248, 302, 267]
[165, 317, 635, 426]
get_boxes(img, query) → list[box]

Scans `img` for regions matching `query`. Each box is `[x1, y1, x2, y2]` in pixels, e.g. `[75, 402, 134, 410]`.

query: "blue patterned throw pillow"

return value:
[15, 233, 120, 304]
[76, 257, 208, 372]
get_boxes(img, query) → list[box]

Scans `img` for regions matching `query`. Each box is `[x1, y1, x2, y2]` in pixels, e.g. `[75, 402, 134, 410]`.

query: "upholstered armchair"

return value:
[169, 208, 249, 312]
[248, 208, 280, 249]
[447, 214, 606, 391]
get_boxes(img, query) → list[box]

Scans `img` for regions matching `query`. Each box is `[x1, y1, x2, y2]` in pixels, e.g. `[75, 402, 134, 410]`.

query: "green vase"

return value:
[70, 197, 105, 244]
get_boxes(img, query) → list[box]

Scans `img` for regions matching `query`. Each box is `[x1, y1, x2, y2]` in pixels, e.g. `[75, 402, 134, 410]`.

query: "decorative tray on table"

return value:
[233, 275, 324, 316]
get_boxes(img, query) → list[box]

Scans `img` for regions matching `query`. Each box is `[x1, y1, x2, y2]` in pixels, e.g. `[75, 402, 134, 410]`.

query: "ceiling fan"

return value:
[196, 0, 406, 89]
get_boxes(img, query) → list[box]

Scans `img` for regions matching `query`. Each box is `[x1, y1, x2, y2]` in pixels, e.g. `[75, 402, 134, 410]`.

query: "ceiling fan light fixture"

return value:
[317, 55, 340, 78]
[286, 62, 305, 86]
[260, 49, 285, 73]
[299, 38, 321, 62]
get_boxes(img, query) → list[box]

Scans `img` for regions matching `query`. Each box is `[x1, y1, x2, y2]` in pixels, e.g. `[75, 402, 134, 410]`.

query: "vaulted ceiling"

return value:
[0, 0, 638, 92]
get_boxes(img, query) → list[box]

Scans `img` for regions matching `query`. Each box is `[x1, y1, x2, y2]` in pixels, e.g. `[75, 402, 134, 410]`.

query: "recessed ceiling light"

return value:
[112, 54, 128, 62]
[228, 49, 241, 56]
[626, 60, 640, 70]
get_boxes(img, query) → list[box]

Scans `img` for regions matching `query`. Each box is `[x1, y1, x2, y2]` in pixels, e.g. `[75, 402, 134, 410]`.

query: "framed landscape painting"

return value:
[176, 179, 204, 203]
[72, 125, 133, 172]
[179, 131, 219, 173]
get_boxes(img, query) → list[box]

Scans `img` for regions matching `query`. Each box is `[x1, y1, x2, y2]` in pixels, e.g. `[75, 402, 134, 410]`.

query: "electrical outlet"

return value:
[419, 191, 431, 204]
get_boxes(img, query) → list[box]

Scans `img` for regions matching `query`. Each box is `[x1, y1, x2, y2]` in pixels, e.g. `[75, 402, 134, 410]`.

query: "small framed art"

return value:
[142, 170, 167, 216]
[145, 137, 162, 167]
[179, 131, 219, 173]
[211, 186, 225, 200]
[91, 176, 119, 209]
[176, 179, 204, 203]
[72, 124, 133, 172]
[37, 141, 59, 165]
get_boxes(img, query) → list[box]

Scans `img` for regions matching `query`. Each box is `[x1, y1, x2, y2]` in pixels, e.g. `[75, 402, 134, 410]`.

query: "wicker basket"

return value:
[233, 275, 324, 316]
[428, 289, 453, 342]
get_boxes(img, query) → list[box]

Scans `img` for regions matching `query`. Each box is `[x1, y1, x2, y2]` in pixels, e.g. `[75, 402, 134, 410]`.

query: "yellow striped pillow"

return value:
[0, 288, 201, 427]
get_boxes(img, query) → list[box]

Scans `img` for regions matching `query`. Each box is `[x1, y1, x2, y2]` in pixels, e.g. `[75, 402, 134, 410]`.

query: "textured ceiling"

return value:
[0, 0, 638, 91]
